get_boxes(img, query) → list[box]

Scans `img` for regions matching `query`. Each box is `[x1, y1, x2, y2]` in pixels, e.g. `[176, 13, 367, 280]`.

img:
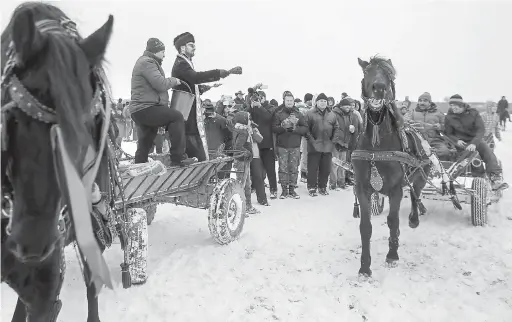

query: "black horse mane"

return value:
[367, 55, 396, 80]
[1, 2, 112, 151]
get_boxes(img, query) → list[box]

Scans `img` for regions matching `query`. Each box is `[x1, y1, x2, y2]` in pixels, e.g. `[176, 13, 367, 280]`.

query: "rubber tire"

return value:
[144, 203, 157, 225]
[471, 177, 489, 226]
[125, 208, 148, 284]
[208, 178, 246, 245]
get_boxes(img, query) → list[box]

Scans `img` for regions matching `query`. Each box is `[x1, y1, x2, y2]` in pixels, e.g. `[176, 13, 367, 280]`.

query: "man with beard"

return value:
[410, 92, 452, 161]
[172, 32, 241, 161]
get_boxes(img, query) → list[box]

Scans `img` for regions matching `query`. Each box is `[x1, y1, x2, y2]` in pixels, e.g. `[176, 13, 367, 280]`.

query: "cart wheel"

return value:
[371, 193, 385, 216]
[143, 203, 157, 225]
[125, 208, 148, 285]
[208, 178, 246, 245]
[471, 178, 489, 226]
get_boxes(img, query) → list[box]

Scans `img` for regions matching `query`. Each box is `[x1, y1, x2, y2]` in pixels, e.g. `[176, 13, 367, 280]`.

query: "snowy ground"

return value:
[3, 132, 512, 322]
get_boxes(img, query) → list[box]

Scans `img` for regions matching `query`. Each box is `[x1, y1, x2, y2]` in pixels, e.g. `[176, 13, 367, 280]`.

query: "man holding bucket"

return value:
[130, 37, 197, 166]
[172, 32, 242, 161]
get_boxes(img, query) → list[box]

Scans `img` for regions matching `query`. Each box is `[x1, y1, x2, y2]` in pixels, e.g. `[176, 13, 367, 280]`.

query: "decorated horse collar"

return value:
[5, 74, 103, 124]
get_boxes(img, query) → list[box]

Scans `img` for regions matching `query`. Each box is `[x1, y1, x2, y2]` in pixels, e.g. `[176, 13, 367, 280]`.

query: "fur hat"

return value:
[449, 94, 465, 107]
[146, 38, 165, 53]
[173, 32, 195, 51]
[316, 93, 328, 102]
[304, 93, 313, 102]
[418, 92, 432, 102]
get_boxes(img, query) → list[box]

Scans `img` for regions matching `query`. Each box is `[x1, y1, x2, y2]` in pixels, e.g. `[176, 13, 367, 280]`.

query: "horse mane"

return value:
[1, 2, 111, 153]
[368, 55, 396, 80]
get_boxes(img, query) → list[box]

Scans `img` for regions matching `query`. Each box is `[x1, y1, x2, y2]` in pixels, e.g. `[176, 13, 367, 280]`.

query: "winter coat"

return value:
[480, 111, 501, 140]
[230, 111, 255, 161]
[410, 103, 445, 141]
[204, 115, 232, 151]
[272, 105, 308, 149]
[444, 106, 485, 145]
[305, 107, 340, 153]
[171, 55, 221, 135]
[130, 51, 179, 114]
[248, 101, 276, 149]
[497, 98, 509, 115]
[332, 106, 361, 151]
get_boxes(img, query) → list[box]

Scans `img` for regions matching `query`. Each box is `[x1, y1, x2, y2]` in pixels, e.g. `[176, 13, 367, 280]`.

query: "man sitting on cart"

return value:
[409, 92, 453, 161]
[444, 94, 508, 190]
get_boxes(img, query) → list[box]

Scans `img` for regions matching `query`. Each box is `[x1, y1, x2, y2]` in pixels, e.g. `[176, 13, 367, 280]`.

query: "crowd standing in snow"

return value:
[111, 35, 511, 215]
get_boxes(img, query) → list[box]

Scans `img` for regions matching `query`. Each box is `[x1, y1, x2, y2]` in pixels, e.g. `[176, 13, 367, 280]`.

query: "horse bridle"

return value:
[1, 17, 113, 289]
[360, 62, 396, 113]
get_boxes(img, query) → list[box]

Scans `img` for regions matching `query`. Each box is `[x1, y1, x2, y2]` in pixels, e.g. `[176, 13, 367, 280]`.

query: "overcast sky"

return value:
[2, 0, 511, 102]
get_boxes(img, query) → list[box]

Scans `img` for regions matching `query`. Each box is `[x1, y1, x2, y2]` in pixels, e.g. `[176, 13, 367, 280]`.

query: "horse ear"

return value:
[387, 59, 393, 66]
[79, 15, 114, 66]
[11, 9, 46, 64]
[358, 58, 369, 70]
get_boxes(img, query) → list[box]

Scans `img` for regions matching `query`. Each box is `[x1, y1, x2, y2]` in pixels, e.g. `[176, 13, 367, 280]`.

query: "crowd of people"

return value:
[112, 34, 510, 215]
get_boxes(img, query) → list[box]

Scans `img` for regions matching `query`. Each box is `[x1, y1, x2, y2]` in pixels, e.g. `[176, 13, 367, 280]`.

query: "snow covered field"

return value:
[2, 133, 512, 322]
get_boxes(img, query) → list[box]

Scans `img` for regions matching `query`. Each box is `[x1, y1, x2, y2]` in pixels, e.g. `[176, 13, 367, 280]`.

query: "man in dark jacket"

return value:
[331, 97, 361, 189]
[273, 91, 308, 199]
[445, 94, 507, 190]
[248, 90, 278, 199]
[171, 32, 241, 161]
[305, 93, 340, 196]
[497, 96, 510, 130]
[130, 37, 195, 166]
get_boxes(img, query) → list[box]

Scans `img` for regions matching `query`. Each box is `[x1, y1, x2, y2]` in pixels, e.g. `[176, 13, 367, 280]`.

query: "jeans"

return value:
[234, 160, 252, 207]
[307, 152, 332, 189]
[250, 158, 268, 203]
[131, 105, 186, 164]
[330, 150, 347, 187]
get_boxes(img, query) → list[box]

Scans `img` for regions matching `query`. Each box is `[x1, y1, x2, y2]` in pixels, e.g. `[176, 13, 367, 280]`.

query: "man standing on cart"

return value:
[172, 32, 242, 161]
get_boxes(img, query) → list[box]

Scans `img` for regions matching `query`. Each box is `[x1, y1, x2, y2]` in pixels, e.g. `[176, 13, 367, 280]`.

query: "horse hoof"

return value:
[358, 268, 372, 279]
[385, 258, 399, 268]
[409, 219, 419, 229]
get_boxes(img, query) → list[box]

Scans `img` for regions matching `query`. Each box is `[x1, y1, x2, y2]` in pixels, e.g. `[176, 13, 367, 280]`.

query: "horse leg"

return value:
[11, 297, 26, 322]
[386, 186, 403, 266]
[86, 282, 101, 322]
[409, 174, 428, 228]
[357, 188, 373, 277]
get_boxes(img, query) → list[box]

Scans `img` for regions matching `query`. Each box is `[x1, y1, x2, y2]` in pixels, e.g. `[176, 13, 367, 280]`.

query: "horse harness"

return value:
[1, 18, 115, 290]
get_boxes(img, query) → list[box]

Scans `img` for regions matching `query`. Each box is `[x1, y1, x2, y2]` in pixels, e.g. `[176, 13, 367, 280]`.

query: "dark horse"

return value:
[1, 2, 116, 321]
[352, 56, 431, 278]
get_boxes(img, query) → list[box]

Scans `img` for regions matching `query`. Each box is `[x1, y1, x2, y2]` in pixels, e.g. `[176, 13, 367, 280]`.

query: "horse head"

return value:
[1, 2, 113, 263]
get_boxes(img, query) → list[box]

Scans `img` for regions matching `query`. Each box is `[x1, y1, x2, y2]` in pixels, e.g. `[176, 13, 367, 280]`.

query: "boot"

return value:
[288, 185, 300, 199]
[280, 185, 289, 199]
[300, 171, 308, 183]
[171, 154, 198, 167]
[308, 188, 318, 197]
[318, 187, 329, 196]
[270, 190, 278, 199]
[490, 173, 509, 191]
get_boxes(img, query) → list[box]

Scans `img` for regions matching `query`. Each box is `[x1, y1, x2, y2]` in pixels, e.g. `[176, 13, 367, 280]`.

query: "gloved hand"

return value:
[229, 66, 243, 75]
[286, 127, 294, 132]
[219, 70, 230, 78]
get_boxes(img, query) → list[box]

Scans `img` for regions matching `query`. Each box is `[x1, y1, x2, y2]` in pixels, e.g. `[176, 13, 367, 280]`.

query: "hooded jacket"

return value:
[444, 105, 485, 145]
[410, 103, 445, 141]
[332, 106, 362, 150]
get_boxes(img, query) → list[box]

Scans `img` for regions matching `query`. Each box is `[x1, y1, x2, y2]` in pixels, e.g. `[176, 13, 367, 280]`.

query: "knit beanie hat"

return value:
[283, 91, 294, 99]
[304, 93, 313, 102]
[418, 92, 432, 102]
[449, 94, 465, 107]
[173, 32, 195, 51]
[340, 97, 353, 107]
[146, 38, 165, 53]
[316, 93, 328, 102]
[270, 99, 278, 106]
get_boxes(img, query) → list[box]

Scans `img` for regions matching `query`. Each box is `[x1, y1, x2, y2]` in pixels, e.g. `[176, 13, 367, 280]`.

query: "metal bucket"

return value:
[170, 81, 195, 121]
